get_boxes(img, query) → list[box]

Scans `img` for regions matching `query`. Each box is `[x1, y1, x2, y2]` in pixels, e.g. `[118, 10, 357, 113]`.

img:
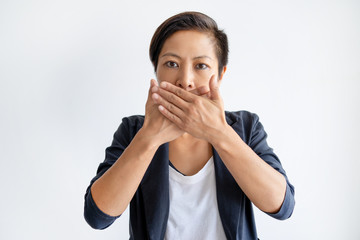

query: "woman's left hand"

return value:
[151, 75, 228, 143]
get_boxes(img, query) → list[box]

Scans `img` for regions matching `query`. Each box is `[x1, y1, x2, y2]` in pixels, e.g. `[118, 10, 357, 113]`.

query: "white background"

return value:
[1, 0, 359, 239]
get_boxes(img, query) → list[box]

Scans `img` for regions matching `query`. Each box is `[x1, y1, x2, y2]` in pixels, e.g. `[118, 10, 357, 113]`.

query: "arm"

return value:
[209, 120, 286, 213]
[84, 79, 183, 229]
[90, 128, 159, 217]
[152, 76, 294, 215]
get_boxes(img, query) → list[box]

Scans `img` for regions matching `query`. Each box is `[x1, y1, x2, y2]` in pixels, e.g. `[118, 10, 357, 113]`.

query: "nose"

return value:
[176, 66, 195, 91]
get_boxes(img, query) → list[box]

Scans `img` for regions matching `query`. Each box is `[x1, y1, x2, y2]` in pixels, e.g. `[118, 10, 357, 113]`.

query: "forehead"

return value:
[160, 30, 216, 58]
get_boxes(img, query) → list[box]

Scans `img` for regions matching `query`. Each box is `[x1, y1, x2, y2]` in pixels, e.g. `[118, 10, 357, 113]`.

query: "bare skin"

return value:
[91, 30, 286, 217]
[169, 134, 212, 176]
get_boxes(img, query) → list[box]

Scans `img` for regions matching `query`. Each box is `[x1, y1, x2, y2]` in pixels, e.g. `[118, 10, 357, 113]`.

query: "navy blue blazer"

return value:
[84, 111, 295, 239]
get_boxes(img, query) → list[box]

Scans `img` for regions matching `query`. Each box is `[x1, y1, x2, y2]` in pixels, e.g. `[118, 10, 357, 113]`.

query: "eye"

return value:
[165, 61, 179, 68]
[196, 63, 208, 70]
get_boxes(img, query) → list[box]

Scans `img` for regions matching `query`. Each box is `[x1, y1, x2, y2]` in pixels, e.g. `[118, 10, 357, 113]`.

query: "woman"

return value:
[84, 11, 295, 239]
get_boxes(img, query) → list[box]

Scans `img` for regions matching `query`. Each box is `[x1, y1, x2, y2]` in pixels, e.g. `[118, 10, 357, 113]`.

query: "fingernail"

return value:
[160, 82, 167, 88]
[152, 93, 159, 99]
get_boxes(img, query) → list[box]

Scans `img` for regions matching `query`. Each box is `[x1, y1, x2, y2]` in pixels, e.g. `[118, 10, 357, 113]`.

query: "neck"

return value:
[170, 133, 211, 152]
[172, 133, 202, 145]
[168, 133, 213, 175]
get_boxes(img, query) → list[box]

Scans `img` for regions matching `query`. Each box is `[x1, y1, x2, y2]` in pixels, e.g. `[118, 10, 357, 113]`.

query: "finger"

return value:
[154, 86, 190, 111]
[147, 79, 159, 106]
[150, 79, 159, 89]
[152, 91, 184, 118]
[159, 82, 195, 102]
[209, 75, 221, 100]
[195, 85, 210, 96]
[158, 105, 184, 129]
[149, 79, 158, 94]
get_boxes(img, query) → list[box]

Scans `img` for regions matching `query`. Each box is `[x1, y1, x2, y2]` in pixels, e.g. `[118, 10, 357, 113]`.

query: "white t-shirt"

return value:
[164, 156, 227, 240]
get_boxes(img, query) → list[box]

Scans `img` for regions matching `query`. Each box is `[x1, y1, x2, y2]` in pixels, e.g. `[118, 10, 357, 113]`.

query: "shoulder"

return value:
[120, 115, 145, 129]
[225, 110, 260, 126]
[113, 115, 145, 142]
[225, 110, 262, 144]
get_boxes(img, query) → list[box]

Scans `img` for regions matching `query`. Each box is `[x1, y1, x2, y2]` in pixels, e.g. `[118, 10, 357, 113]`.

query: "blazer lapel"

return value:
[140, 143, 170, 240]
[213, 112, 244, 239]
[213, 148, 243, 239]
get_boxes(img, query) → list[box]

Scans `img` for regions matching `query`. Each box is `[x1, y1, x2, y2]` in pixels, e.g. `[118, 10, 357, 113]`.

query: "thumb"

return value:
[209, 75, 220, 100]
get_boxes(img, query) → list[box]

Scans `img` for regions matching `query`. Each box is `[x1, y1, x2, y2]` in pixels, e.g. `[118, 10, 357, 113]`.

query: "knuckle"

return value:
[170, 113, 176, 120]
[175, 89, 182, 97]
[169, 94, 176, 102]
[193, 98, 201, 105]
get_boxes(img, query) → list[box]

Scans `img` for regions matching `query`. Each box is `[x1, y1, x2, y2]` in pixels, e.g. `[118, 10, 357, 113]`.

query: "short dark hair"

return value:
[149, 11, 228, 75]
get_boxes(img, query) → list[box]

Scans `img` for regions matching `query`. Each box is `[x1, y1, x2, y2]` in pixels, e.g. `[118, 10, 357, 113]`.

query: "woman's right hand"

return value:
[141, 79, 184, 146]
[89, 79, 179, 218]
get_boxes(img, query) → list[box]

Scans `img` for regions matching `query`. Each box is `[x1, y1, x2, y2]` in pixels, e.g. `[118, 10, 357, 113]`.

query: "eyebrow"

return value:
[160, 52, 213, 61]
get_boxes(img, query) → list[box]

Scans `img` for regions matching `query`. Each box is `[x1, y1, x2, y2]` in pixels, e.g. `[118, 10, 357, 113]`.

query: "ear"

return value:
[217, 66, 227, 85]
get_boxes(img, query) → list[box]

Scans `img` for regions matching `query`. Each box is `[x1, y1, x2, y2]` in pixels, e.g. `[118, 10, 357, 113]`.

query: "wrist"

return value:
[136, 127, 162, 150]
[208, 124, 236, 149]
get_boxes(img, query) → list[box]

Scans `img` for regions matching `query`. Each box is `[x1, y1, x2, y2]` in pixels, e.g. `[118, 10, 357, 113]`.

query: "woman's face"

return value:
[156, 30, 224, 94]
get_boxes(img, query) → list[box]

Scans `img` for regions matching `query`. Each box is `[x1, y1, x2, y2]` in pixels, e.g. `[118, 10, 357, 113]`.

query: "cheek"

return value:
[156, 69, 177, 84]
[196, 70, 215, 85]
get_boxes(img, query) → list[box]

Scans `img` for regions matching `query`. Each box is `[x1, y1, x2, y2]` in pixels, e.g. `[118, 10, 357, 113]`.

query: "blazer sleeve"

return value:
[83, 116, 141, 229]
[247, 112, 295, 220]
